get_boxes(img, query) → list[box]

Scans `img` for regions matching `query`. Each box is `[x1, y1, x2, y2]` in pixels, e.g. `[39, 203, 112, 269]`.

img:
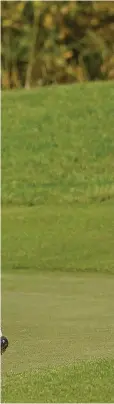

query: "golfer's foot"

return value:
[1, 336, 9, 355]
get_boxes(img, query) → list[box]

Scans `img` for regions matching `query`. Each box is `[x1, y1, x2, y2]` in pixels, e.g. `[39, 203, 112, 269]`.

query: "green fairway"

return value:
[2, 82, 114, 402]
[2, 272, 114, 402]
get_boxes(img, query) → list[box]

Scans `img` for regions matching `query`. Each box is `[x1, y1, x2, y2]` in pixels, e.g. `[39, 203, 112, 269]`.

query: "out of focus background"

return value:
[1, 0, 114, 89]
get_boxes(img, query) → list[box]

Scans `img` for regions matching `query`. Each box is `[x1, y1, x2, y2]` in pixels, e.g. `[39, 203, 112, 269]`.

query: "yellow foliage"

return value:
[2, 19, 11, 28]
[16, 2, 25, 13]
[101, 54, 114, 78]
[61, 5, 70, 15]
[51, 5, 58, 15]
[91, 18, 99, 27]
[93, 1, 114, 12]
[11, 68, 21, 88]
[59, 28, 70, 40]
[33, 1, 42, 10]
[63, 51, 73, 60]
[108, 69, 114, 79]
[69, 2, 77, 11]
[43, 14, 54, 29]
[108, 55, 114, 68]
[1, 0, 114, 88]
[75, 66, 87, 82]
[2, 71, 10, 89]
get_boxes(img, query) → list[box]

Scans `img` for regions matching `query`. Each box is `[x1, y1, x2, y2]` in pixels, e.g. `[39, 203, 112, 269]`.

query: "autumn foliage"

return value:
[1, 1, 114, 89]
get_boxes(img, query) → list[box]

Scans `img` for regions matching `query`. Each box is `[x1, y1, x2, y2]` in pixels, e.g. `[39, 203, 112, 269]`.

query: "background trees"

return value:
[1, 1, 114, 89]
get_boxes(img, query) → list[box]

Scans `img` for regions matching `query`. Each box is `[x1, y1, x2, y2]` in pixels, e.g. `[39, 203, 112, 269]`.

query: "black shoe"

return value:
[1, 336, 9, 355]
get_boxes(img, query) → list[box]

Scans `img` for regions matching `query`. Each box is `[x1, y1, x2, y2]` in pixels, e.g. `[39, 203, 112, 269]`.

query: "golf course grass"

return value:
[2, 272, 114, 402]
[2, 82, 114, 402]
[2, 82, 114, 206]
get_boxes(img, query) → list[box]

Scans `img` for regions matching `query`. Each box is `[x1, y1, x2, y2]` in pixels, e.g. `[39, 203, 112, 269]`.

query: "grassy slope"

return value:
[2, 82, 114, 206]
[2, 82, 114, 274]
[2, 82, 114, 402]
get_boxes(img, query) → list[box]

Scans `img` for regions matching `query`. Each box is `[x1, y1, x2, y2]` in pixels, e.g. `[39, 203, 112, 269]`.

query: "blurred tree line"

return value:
[1, 1, 114, 89]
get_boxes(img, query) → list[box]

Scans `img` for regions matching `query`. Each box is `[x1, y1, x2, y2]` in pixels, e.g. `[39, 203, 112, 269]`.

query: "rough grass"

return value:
[2, 360, 114, 403]
[2, 272, 114, 402]
[2, 82, 114, 206]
